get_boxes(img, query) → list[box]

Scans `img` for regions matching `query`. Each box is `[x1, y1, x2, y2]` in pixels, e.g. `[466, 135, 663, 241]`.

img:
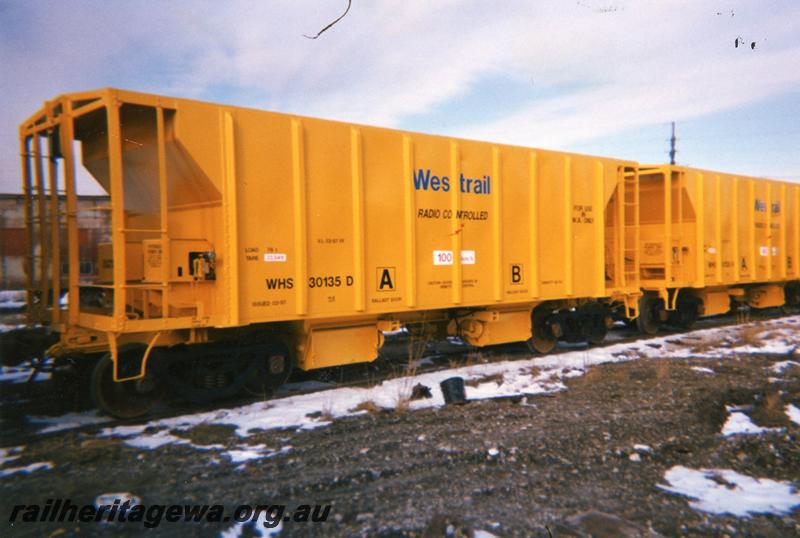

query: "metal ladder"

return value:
[622, 168, 640, 287]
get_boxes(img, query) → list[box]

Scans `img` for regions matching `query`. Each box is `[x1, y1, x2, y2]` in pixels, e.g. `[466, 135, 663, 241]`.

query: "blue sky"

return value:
[566, 90, 800, 178]
[0, 0, 798, 193]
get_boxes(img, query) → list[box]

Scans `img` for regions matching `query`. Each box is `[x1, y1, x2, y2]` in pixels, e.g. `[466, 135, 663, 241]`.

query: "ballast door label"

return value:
[433, 250, 476, 265]
[461, 250, 476, 264]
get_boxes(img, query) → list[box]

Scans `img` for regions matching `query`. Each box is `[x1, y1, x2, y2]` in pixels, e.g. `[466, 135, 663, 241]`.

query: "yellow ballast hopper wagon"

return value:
[20, 88, 641, 416]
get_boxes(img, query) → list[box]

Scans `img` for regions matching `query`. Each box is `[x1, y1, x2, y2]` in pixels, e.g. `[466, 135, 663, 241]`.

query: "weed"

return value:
[736, 322, 765, 347]
[319, 401, 334, 422]
[464, 372, 504, 387]
[352, 399, 382, 415]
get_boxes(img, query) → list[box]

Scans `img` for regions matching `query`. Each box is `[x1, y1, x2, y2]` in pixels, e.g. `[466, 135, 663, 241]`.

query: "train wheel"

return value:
[166, 355, 252, 404]
[785, 282, 800, 308]
[53, 354, 96, 410]
[636, 296, 663, 335]
[578, 303, 609, 345]
[90, 347, 163, 419]
[671, 295, 699, 329]
[243, 343, 293, 397]
[527, 307, 558, 354]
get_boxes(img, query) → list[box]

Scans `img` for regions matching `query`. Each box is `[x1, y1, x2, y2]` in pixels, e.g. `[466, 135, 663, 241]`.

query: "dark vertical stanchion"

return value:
[19, 133, 34, 321]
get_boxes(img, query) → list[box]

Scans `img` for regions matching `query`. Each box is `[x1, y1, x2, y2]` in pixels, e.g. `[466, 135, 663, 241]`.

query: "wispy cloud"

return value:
[1, 0, 798, 190]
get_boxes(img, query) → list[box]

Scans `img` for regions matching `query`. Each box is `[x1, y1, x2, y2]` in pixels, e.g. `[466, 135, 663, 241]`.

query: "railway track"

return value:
[1, 306, 797, 448]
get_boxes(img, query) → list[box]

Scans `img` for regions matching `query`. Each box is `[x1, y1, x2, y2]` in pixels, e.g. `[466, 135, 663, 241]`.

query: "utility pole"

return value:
[669, 122, 677, 165]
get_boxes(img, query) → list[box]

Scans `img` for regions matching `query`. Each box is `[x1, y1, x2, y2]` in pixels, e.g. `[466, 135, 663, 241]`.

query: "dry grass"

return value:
[394, 395, 411, 414]
[447, 357, 462, 369]
[736, 322, 765, 348]
[750, 390, 789, 427]
[689, 337, 721, 354]
[395, 328, 433, 377]
[464, 372, 504, 387]
[544, 371, 565, 384]
[465, 351, 486, 365]
[351, 399, 383, 415]
[390, 328, 436, 414]
[736, 308, 752, 325]
[654, 358, 672, 380]
[448, 351, 486, 370]
[319, 401, 334, 422]
[689, 322, 767, 355]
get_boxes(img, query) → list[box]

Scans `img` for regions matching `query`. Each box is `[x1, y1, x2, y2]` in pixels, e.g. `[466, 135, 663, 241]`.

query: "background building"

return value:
[0, 193, 110, 289]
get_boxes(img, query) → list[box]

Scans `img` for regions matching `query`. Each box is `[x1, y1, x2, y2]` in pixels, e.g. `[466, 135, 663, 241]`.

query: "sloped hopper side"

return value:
[76, 104, 221, 216]
[72, 104, 222, 317]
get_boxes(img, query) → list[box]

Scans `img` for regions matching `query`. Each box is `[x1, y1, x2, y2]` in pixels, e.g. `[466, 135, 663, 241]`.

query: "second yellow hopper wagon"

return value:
[20, 88, 641, 417]
[636, 164, 800, 333]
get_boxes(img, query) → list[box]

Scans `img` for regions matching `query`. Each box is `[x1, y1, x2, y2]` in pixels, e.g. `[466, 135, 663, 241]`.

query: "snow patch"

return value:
[0, 362, 51, 384]
[0, 461, 54, 478]
[191, 443, 226, 451]
[0, 445, 25, 466]
[0, 445, 54, 478]
[0, 290, 25, 310]
[96, 316, 800, 446]
[786, 404, 800, 426]
[223, 445, 292, 464]
[690, 366, 715, 374]
[721, 409, 783, 437]
[123, 430, 190, 449]
[770, 360, 800, 373]
[224, 448, 265, 464]
[659, 465, 800, 517]
[94, 492, 141, 508]
[29, 411, 110, 433]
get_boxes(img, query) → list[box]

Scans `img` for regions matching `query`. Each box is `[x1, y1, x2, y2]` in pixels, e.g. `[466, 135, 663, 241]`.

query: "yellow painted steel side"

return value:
[714, 174, 722, 283]
[224, 104, 637, 323]
[402, 136, 417, 307]
[732, 176, 740, 281]
[593, 162, 605, 297]
[449, 141, 462, 305]
[694, 172, 705, 289]
[350, 127, 366, 312]
[222, 111, 240, 326]
[156, 107, 171, 322]
[491, 147, 502, 302]
[19, 89, 641, 347]
[779, 183, 787, 279]
[563, 156, 573, 296]
[291, 119, 308, 316]
[794, 184, 800, 277]
[528, 152, 539, 298]
[638, 164, 798, 295]
[106, 96, 127, 329]
[59, 102, 80, 326]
